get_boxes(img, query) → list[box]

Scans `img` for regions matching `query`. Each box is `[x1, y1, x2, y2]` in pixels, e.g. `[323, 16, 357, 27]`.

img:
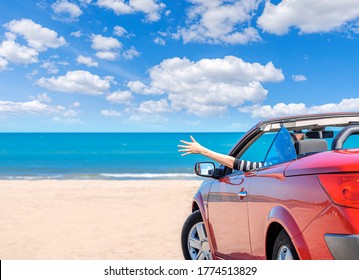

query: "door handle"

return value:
[238, 191, 247, 198]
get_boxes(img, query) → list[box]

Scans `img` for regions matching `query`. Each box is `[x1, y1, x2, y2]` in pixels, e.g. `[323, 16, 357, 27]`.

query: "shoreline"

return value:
[0, 173, 201, 180]
[0, 179, 203, 259]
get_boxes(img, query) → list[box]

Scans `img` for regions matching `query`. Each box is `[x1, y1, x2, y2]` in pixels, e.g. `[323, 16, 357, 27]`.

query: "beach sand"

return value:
[0, 180, 202, 260]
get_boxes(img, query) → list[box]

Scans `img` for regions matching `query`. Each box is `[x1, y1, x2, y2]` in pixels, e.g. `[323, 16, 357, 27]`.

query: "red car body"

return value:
[183, 113, 359, 260]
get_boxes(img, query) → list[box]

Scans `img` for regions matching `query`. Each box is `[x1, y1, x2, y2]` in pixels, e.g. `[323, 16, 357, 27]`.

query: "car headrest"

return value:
[295, 139, 328, 155]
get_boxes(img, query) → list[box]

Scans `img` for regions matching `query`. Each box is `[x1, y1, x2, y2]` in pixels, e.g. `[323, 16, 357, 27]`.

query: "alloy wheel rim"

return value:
[187, 221, 212, 260]
[276, 245, 294, 260]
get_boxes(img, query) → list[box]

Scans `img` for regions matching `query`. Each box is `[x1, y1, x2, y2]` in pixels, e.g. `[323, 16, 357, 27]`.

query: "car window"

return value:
[300, 126, 358, 150]
[303, 126, 339, 151]
[263, 126, 297, 166]
[343, 134, 359, 149]
[239, 132, 277, 162]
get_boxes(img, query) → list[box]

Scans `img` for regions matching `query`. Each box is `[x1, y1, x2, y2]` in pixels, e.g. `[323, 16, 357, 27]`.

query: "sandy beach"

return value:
[0, 180, 202, 260]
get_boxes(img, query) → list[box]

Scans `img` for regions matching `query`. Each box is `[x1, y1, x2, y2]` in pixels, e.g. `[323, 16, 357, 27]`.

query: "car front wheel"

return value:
[272, 229, 299, 260]
[181, 210, 212, 260]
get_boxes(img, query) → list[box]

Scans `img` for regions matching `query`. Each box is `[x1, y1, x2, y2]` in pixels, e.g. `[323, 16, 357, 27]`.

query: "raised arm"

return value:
[178, 136, 235, 169]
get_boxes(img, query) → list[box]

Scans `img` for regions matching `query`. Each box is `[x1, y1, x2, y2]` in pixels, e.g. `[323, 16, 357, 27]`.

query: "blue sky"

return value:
[0, 0, 359, 132]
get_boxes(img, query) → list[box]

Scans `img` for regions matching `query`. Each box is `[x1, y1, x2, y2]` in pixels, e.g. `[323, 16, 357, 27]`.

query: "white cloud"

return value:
[310, 98, 359, 113]
[130, 0, 166, 22]
[91, 34, 121, 60]
[53, 115, 83, 124]
[104, 75, 116, 84]
[175, 0, 261, 44]
[292, 74, 307, 82]
[26, 70, 39, 80]
[0, 57, 8, 70]
[258, 0, 359, 35]
[348, 20, 359, 34]
[240, 98, 359, 119]
[0, 100, 63, 115]
[101, 109, 122, 117]
[0, 39, 38, 64]
[36, 0, 48, 9]
[41, 60, 59, 74]
[179, 103, 228, 117]
[97, 0, 165, 22]
[128, 113, 168, 124]
[113, 25, 128, 37]
[240, 103, 306, 119]
[51, 0, 83, 22]
[76, 55, 98, 67]
[4, 19, 66, 51]
[57, 60, 69, 66]
[153, 37, 166, 45]
[95, 51, 118, 61]
[97, 0, 133, 14]
[31, 93, 52, 103]
[79, 0, 93, 5]
[4, 32, 16, 41]
[106, 90, 133, 103]
[63, 109, 79, 118]
[127, 80, 164, 95]
[54, 102, 82, 124]
[70, 30, 82, 37]
[137, 98, 171, 114]
[91, 34, 122, 50]
[37, 70, 111, 95]
[122, 46, 140, 60]
[127, 56, 284, 116]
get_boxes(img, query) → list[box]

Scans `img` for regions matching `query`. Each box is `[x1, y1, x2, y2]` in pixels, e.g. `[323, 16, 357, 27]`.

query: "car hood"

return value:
[285, 149, 359, 177]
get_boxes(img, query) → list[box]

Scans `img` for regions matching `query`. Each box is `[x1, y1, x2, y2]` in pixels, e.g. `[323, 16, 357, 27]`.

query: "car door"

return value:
[207, 171, 252, 259]
[246, 127, 298, 259]
[207, 129, 284, 259]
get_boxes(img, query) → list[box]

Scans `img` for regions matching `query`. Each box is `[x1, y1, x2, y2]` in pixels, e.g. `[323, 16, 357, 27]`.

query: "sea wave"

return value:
[0, 175, 63, 180]
[0, 173, 199, 180]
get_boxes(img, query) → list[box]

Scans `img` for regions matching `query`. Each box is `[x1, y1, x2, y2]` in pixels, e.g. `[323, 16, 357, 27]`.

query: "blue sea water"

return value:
[0, 133, 244, 179]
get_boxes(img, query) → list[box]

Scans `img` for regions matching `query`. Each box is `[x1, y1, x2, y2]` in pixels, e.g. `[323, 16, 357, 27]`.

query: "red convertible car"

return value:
[181, 113, 359, 260]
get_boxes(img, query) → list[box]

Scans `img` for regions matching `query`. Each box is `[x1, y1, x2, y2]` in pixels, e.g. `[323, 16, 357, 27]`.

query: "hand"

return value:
[178, 136, 204, 156]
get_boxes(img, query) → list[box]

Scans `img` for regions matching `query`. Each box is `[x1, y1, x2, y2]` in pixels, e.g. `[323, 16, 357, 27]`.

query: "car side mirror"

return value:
[194, 162, 216, 177]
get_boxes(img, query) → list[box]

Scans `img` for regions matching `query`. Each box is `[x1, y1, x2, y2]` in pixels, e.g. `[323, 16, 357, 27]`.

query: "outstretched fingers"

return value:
[178, 145, 189, 149]
[179, 140, 191, 145]
[178, 145, 191, 156]
[178, 150, 191, 156]
[190, 135, 197, 143]
[178, 136, 200, 156]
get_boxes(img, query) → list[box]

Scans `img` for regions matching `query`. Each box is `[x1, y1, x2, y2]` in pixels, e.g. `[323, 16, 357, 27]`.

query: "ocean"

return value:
[0, 132, 244, 180]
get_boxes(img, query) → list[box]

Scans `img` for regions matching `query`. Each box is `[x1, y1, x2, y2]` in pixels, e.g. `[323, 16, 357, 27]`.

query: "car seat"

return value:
[295, 139, 328, 155]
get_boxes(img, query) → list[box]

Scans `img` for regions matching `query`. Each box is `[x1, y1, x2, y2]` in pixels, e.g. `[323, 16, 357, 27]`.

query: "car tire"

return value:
[181, 210, 212, 260]
[272, 229, 299, 260]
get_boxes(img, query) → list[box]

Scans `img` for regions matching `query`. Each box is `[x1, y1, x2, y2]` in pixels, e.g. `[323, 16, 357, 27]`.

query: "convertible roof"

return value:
[257, 112, 359, 132]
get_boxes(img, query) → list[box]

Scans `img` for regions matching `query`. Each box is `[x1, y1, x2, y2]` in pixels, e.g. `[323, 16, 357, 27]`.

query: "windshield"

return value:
[264, 126, 297, 166]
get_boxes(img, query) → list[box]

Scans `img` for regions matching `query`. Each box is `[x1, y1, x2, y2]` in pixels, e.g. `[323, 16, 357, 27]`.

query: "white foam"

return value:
[99, 173, 196, 179]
